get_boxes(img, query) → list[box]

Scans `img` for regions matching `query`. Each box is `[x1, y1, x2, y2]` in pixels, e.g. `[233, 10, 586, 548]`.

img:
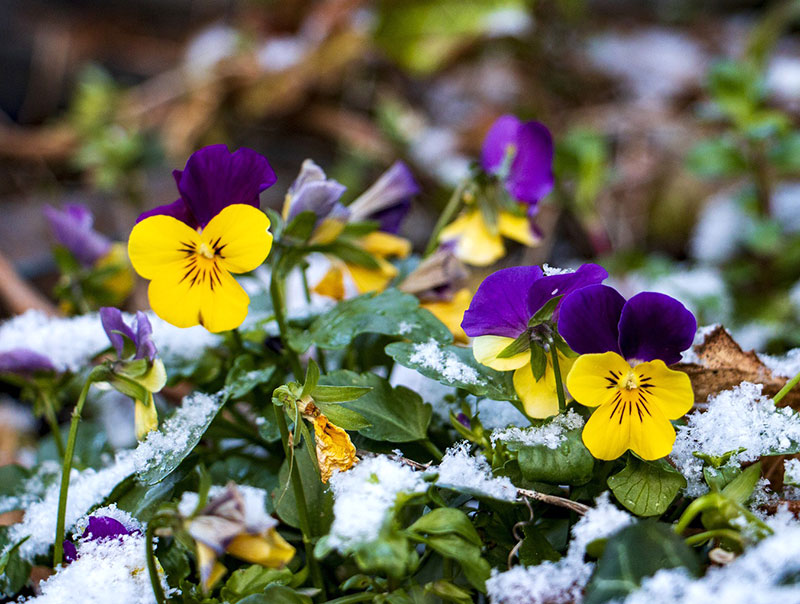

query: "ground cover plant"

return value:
[3, 109, 800, 604]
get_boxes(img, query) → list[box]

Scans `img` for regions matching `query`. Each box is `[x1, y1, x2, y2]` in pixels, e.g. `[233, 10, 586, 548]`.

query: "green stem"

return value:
[774, 368, 800, 404]
[324, 594, 377, 604]
[549, 343, 567, 414]
[301, 265, 313, 305]
[145, 523, 167, 604]
[421, 438, 444, 462]
[423, 179, 467, 257]
[673, 494, 722, 535]
[40, 390, 65, 459]
[269, 259, 304, 378]
[231, 327, 245, 352]
[53, 367, 105, 567]
[684, 528, 743, 548]
[273, 404, 326, 599]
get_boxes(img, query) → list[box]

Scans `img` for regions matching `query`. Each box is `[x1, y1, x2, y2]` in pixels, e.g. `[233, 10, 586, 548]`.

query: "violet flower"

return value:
[100, 307, 157, 362]
[44, 204, 112, 267]
[461, 264, 607, 417]
[347, 161, 420, 234]
[558, 285, 697, 366]
[0, 348, 55, 374]
[137, 144, 277, 229]
[284, 159, 349, 225]
[63, 516, 133, 562]
[481, 115, 554, 206]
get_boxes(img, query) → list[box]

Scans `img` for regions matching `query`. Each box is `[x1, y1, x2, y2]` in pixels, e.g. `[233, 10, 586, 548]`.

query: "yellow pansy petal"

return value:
[196, 542, 226, 591]
[128, 215, 201, 280]
[198, 270, 251, 333]
[421, 288, 472, 343]
[581, 400, 633, 460]
[148, 274, 204, 329]
[473, 335, 529, 371]
[440, 211, 505, 267]
[346, 257, 397, 294]
[627, 401, 677, 460]
[313, 415, 357, 483]
[310, 217, 346, 245]
[200, 204, 272, 274]
[359, 231, 412, 259]
[97, 242, 135, 302]
[226, 531, 295, 567]
[134, 393, 158, 440]
[566, 352, 633, 408]
[140, 358, 167, 393]
[513, 362, 559, 419]
[314, 266, 346, 300]
[498, 211, 540, 247]
[634, 360, 694, 420]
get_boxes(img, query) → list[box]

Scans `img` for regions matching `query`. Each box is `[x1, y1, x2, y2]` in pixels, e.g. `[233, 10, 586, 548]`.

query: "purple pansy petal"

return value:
[481, 115, 522, 174]
[83, 516, 131, 541]
[44, 203, 112, 267]
[287, 180, 347, 223]
[506, 121, 554, 205]
[462, 266, 544, 338]
[348, 161, 419, 229]
[100, 307, 136, 358]
[176, 145, 277, 228]
[63, 540, 78, 563]
[618, 292, 697, 365]
[527, 263, 608, 320]
[370, 197, 411, 234]
[0, 349, 55, 374]
[133, 311, 157, 361]
[136, 198, 198, 230]
[558, 284, 625, 355]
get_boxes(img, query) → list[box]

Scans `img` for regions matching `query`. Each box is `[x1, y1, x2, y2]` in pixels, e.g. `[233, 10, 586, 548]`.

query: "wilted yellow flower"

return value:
[313, 415, 357, 482]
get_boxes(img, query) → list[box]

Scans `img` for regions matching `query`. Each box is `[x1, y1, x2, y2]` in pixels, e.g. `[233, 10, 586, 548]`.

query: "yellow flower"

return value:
[440, 209, 539, 267]
[566, 351, 694, 460]
[473, 335, 573, 418]
[313, 415, 357, 482]
[128, 204, 272, 333]
[420, 288, 472, 343]
[96, 242, 136, 304]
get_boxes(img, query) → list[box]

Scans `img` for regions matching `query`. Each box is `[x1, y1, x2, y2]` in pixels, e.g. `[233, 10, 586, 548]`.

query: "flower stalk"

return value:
[549, 341, 567, 414]
[269, 255, 304, 378]
[145, 522, 167, 604]
[423, 179, 466, 257]
[773, 368, 800, 405]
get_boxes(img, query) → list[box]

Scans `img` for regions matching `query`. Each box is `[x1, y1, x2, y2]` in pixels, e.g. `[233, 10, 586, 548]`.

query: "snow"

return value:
[434, 442, 517, 501]
[541, 264, 575, 276]
[761, 347, 800, 378]
[475, 399, 531, 431]
[487, 493, 633, 604]
[389, 364, 454, 421]
[327, 455, 427, 551]
[620, 524, 800, 604]
[671, 382, 800, 496]
[22, 531, 170, 604]
[491, 409, 584, 449]
[785, 459, 800, 486]
[409, 339, 479, 384]
[690, 191, 748, 264]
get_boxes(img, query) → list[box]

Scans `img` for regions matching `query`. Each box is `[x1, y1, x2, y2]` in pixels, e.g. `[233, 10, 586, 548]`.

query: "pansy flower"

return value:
[184, 484, 295, 590]
[44, 203, 112, 268]
[129, 145, 275, 333]
[462, 264, 607, 417]
[559, 285, 696, 460]
[100, 307, 166, 439]
[0, 349, 55, 375]
[346, 161, 419, 234]
[439, 115, 553, 266]
[63, 515, 135, 562]
[282, 158, 349, 244]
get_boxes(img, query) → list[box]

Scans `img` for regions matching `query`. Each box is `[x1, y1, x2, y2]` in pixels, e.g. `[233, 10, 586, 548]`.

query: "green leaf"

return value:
[722, 461, 762, 504]
[607, 456, 687, 517]
[407, 508, 481, 547]
[515, 429, 594, 485]
[311, 385, 372, 403]
[321, 371, 432, 442]
[352, 528, 419, 579]
[225, 355, 276, 399]
[425, 580, 474, 604]
[529, 296, 562, 324]
[686, 138, 747, 178]
[136, 390, 228, 485]
[529, 345, 547, 381]
[496, 332, 530, 359]
[283, 210, 318, 241]
[315, 402, 372, 430]
[237, 584, 313, 604]
[703, 464, 742, 492]
[0, 530, 31, 598]
[385, 341, 515, 401]
[417, 533, 490, 592]
[274, 450, 332, 537]
[301, 359, 320, 398]
[309, 289, 452, 349]
[220, 565, 293, 603]
[584, 521, 699, 604]
[518, 524, 561, 565]
[316, 241, 381, 270]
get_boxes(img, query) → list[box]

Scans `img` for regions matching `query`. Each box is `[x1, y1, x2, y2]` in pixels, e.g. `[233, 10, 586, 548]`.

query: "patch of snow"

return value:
[184, 24, 239, 80]
[767, 55, 800, 104]
[484, 7, 532, 37]
[328, 455, 427, 551]
[690, 191, 748, 264]
[474, 399, 531, 431]
[434, 442, 517, 501]
[760, 348, 800, 379]
[541, 264, 575, 276]
[785, 459, 800, 486]
[671, 382, 800, 497]
[0, 397, 35, 433]
[409, 339, 479, 384]
[491, 410, 584, 449]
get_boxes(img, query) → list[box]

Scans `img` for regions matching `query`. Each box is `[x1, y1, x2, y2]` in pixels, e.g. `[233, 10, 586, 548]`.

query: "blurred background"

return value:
[3, 0, 800, 352]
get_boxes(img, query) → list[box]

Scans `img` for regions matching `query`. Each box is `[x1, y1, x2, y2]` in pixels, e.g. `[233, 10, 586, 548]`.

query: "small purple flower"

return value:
[137, 144, 277, 229]
[0, 348, 55, 374]
[44, 204, 112, 267]
[456, 413, 471, 429]
[63, 516, 133, 562]
[558, 285, 697, 365]
[285, 159, 348, 224]
[481, 115, 554, 206]
[100, 307, 157, 361]
[347, 161, 420, 234]
[462, 264, 608, 339]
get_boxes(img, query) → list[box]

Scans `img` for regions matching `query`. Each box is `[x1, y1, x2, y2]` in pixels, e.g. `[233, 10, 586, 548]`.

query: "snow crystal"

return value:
[671, 382, 800, 496]
[760, 348, 800, 379]
[541, 264, 575, 276]
[621, 524, 800, 604]
[474, 399, 531, 431]
[397, 321, 413, 335]
[22, 531, 169, 604]
[491, 410, 584, 449]
[785, 459, 800, 486]
[434, 442, 517, 501]
[327, 456, 427, 551]
[487, 493, 632, 604]
[409, 339, 479, 384]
